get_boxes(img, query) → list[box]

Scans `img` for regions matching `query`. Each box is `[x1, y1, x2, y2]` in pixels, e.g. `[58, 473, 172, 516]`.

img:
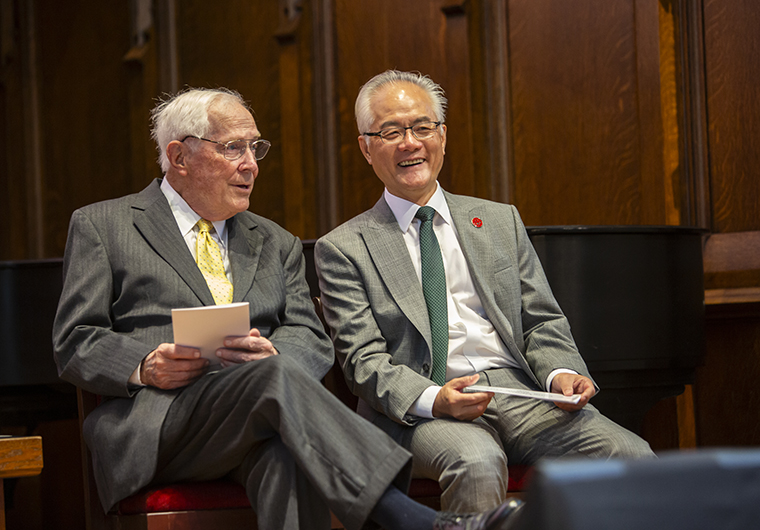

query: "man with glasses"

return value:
[54, 87, 522, 530]
[315, 70, 655, 513]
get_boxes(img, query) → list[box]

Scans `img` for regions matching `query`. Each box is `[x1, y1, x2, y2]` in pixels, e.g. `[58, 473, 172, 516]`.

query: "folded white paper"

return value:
[462, 384, 582, 405]
[171, 302, 250, 365]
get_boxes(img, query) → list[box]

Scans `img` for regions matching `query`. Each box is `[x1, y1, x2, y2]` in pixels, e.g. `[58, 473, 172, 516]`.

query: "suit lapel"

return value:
[363, 199, 432, 347]
[446, 193, 528, 368]
[447, 194, 496, 305]
[226, 214, 261, 303]
[131, 180, 215, 306]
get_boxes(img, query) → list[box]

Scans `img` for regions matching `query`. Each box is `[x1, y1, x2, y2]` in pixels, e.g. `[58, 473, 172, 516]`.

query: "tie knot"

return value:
[197, 219, 214, 234]
[415, 206, 436, 223]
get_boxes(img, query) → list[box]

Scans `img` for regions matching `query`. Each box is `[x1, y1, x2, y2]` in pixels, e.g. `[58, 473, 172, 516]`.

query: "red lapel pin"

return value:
[471, 217, 483, 228]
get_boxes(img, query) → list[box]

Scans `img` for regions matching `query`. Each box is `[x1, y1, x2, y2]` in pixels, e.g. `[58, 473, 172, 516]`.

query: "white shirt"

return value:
[384, 184, 573, 418]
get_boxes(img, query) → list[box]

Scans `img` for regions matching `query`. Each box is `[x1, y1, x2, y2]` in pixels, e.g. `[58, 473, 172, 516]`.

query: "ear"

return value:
[357, 135, 372, 165]
[440, 123, 447, 155]
[166, 140, 188, 174]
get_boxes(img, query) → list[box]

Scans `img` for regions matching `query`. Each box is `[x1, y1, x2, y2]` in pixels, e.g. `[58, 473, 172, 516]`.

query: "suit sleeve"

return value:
[53, 209, 155, 397]
[315, 236, 434, 425]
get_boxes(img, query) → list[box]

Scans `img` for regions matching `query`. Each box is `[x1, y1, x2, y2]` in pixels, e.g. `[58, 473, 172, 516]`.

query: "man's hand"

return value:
[215, 328, 278, 367]
[140, 343, 209, 390]
[550, 372, 596, 411]
[432, 374, 494, 421]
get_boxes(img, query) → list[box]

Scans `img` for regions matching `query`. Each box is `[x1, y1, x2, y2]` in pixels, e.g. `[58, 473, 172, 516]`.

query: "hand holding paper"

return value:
[462, 385, 582, 405]
[140, 342, 209, 389]
[172, 302, 250, 366]
[215, 327, 278, 366]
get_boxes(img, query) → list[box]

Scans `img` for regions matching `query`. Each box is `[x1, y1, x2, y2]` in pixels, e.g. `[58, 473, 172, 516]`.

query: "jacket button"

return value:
[422, 363, 430, 373]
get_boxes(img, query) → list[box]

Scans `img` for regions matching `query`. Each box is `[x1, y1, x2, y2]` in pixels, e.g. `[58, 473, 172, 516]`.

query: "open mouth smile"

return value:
[398, 158, 424, 167]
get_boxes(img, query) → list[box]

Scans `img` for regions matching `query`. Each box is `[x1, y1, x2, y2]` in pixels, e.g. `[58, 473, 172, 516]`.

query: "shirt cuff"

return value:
[545, 368, 577, 392]
[407, 385, 441, 419]
[128, 364, 144, 386]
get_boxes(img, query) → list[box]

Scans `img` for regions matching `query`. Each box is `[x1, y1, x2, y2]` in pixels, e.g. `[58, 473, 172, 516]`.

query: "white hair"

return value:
[355, 70, 447, 143]
[150, 87, 248, 173]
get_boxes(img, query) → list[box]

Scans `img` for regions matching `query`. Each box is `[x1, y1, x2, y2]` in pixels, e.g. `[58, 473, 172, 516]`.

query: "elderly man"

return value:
[53, 87, 522, 530]
[314, 70, 655, 513]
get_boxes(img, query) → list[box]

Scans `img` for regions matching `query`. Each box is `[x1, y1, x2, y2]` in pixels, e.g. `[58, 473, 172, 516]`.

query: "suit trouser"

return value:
[373, 367, 655, 513]
[153, 355, 412, 530]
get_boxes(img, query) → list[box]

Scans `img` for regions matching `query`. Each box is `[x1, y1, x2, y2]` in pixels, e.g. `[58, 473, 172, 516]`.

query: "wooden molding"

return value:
[705, 287, 760, 306]
[468, 0, 512, 203]
[311, 0, 339, 234]
[703, 231, 760, 273]
[677, 0, 710, 228]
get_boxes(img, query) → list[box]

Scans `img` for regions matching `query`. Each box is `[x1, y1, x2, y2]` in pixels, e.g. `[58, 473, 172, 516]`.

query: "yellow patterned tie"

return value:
[196, 219, 233, 305]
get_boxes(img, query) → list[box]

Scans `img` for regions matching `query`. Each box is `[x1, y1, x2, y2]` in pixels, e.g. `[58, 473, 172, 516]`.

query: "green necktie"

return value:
[415, 206, 449, 386]
[196, 219, 233, 305]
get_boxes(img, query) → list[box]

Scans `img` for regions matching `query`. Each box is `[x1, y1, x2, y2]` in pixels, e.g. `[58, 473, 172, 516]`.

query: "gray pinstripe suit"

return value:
[53, 179, 412, 530]
[315, 190, 653, 512]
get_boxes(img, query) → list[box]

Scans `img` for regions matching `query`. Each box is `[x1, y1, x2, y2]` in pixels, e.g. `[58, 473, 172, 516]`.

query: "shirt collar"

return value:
[383, 182, 452, 233]
[160, 177, 228, 241]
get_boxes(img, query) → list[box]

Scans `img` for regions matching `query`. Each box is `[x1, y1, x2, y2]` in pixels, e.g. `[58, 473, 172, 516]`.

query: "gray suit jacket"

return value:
[315, 191, 593, 427]
[53, 179, 333, 511]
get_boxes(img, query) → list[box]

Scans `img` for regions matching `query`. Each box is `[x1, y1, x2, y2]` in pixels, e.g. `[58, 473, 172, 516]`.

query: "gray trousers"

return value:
[374, 367, 655, 513]
[154, 355, 412, 530]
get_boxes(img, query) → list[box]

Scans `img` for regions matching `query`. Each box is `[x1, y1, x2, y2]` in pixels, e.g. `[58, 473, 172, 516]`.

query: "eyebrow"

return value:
[218, 134, 263, 143]
[377, 116, 434, 130]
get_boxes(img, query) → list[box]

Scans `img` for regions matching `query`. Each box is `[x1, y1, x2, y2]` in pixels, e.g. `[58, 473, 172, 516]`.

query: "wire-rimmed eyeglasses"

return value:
[182, 136, 271, 161]
[361, 121, 442, 144]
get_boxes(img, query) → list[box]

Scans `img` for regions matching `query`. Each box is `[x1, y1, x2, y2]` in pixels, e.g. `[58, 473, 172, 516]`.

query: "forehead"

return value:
[370, 82, 436, 126]
[208, 99, 259, 138]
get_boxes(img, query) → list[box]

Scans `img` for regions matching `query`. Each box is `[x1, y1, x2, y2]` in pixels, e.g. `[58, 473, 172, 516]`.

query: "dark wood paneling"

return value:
[508, 0, 646, 226]
[703, 0, 760, 235]
[1, 0, 136, 258]
[176, 0, 289, 230]
[441, 2, 478, 200]
[35, 0, 135, 257]
[1, 0, 29, 259]
[695, 305, 760, 446]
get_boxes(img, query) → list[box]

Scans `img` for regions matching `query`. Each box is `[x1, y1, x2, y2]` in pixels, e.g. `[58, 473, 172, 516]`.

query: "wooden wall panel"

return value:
[703, 0, 760, 235]
[694, 0, 760, 450]
[1, 0, 31, 259]
[35, 0, 136, 256]
[0, 0, 136, 258]
[696, 305, 760, 446]
[700, 0, 760, 291]
[508, 0, 678, 227]
[176, 0, 288, 229]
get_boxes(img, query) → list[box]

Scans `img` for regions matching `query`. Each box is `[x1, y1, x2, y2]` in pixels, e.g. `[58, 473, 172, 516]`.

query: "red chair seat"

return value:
[116, 465, 532, 515]
[117, 479, 250, 515]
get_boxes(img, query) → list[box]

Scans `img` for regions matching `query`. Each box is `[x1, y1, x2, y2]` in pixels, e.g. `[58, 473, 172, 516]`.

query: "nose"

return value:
[239, 145, 259, 171]
[398, 128, 422, 150]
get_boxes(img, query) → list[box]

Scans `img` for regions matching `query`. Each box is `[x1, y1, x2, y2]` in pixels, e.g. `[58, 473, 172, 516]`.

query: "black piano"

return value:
[527, 225, 706, 433]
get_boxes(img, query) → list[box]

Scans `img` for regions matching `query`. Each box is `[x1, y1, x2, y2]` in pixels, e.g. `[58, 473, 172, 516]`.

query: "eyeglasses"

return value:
[182, 136, 271, 161]
[362, 121, 442, 144]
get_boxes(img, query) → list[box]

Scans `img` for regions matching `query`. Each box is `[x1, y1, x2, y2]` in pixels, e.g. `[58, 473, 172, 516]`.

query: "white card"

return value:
[462, 384, 582, 405]
[171, 302, 250, 365]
